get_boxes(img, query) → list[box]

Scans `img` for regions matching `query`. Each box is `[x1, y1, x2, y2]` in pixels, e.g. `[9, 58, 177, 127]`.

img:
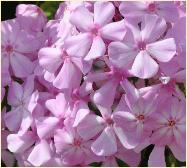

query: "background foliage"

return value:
[1, 1, 186, 167]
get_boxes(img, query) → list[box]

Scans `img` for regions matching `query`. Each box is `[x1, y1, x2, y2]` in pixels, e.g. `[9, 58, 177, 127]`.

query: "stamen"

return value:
[137, 114, 145, 121]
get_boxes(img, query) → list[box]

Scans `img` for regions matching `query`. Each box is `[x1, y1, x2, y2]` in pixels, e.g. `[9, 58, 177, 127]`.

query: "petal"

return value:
[113, 124, 139, 149]
[173, 69, 186, 83]
[10, 52, 34, 78]
[100, 19, 126, 41]
[45, 93, 67, 118]
[62, 147, 84, 166]
[117, 148, 141, 167]
[169, 141, 186, 162]
[119, 2, 146, 18]
[3, 108, 22, 132]
[141, 14, 166, 43]
[146, 38, 176, 62]
[35, 117, 59, 139]
[108, 41, 137, 69]
[64, 33, 92, 57]
[73, 101, 90, 127]
[1, 19, 20, 44]
[148, 146, 166, 167]
[91, 127, 117, 156]
[150, 127, 172, 146]
[94, 1, 115, 27]
[84, 36, 106, 61]
[28, 140, 52, 166]
[53, 59, 82, 90]
[27, 90, 39, 113]
[7, 131, 35, 153]
[15, 30, 41, 53]
[70, 6, 93, 32]
[8, 81, 23, 106]
[19, 109, 33, 134]
[131, 51, 158, 79]
[54, 129, 74, 153]
[120, 79, 140, 107]
[77, 114, 105, 140]
[71, 56, 92, 74]
[92, 79, 118, 108]
[38, 47, 63, 73]
[23, 75, 34, 99]
[158, 2, 179, 22]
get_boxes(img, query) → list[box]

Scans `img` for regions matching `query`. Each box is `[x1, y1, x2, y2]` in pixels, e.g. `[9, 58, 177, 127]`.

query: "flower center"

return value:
[73, 139, 81, 147]
[137, 114, 145, 121]
[106, 118, 114, 125]
[137, 41, 146, 50]
[62, 50, 70, 60]
[90, 24, 100, 36]
[168, 120, 176, 127]
[148, 3, 156, 12]
[5, 45, 13, 54]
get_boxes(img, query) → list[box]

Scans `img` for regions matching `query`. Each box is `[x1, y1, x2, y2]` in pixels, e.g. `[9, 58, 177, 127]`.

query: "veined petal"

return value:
[94, 2, 115, 27]
[91, 127, 117, 156]
[146, 38, 176, 62]
[131, 51, 158, 79]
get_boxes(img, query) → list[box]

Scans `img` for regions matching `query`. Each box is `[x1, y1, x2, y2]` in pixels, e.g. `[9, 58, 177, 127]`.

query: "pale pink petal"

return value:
[71, 56, 92, 74]
[3, 108, 22, 132]
[7, 131, 35, 153]
[119, 2, 146, 18]
[15, 30, 41, 53]
[100, 19, 126, 41]
[70, 6, 93, 31]
[93, 79, 118, 108]
[158, 2, 179, 22]
[146, 38, 176, 62]
[108, 41, 137, 69]
[141, 14, 166, 43]
[35, 117, 59, 139]
[131, 51, 158, 79]
[27, 90, 39, 113]
[45, 93, 67, 118]
[8, 82, 23, 106]
[53, 59, 82, 90]
[23, 75, 35, 99]
[117, 148, 141, 166]
[28, 140, 52, 166]
[73, 101, 90, 127]
[169, 141, 186, 162]
[79, 80, 93, 97]
[19, 109, 33, 134]
[54, 129, 74, 153]
[173, 69, 186, 83]
[94, 1, 115, 26]
[84, 36, 106, 61]
[113, 124, 139, 149]
[91, 127, 117, 156]
[62, 147, 84, 166]
[65, 33, 92, 57]
[77, 114, 105, 140]
[150, 127, 172, 146]
[1, 19, 20, 44]
[120, 79, 140, 107]
[38, 47, 63, 73]
[148, 146, 166, 167]
[10, 52, 34, 78]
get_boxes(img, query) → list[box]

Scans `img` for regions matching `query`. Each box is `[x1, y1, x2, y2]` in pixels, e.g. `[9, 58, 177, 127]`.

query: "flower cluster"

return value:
[1, 1, 186, 167]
